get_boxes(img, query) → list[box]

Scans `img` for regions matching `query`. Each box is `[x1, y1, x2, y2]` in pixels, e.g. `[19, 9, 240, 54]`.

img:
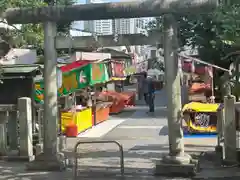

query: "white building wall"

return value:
[84, 0, 113, 35]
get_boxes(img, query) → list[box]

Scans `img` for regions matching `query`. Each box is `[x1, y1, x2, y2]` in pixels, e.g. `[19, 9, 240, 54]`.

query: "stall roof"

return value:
[71, 52, 111, 62]
[60, 60, 91, 72]
[97, 48, 131, 59]
[1, 64, 42, 74]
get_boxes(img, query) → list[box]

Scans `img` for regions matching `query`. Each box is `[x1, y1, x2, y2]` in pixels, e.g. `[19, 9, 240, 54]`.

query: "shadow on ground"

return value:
[0, 161, 71, 180]
[64, 143, 168, 160]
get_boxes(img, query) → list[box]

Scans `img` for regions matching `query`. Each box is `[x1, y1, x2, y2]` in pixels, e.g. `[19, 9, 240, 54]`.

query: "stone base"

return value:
[35, 143, 43, 156]
[2, 155, 35, 162]
[0, 150, 35, 162]
[222, 160, 238, 166]
[215, 145, 223, 165]
[155, 154, 198, 177]
[26, 152, 67, 171]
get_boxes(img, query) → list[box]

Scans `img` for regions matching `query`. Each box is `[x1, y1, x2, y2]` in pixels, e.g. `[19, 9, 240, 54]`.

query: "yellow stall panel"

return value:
[75, 108, 92, 133]
[61, 108, 93, 134]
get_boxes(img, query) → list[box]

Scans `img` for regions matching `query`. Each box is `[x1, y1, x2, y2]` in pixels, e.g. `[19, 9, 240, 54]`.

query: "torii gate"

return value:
[3, 0, 218, 175]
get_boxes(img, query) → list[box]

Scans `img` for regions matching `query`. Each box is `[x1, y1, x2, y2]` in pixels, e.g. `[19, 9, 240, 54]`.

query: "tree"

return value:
[1, 0, 75, 55]
[146, 1, 240, 69]
[146, 1, 240, 98]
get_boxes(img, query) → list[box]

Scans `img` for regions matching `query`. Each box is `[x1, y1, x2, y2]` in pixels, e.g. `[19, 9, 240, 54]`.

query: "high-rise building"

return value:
[113, 18, 148, 35]
[84, 0, 113, 35]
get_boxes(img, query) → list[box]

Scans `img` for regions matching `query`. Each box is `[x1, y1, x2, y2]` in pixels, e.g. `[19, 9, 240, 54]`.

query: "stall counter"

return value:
[93, 102, 112, 125]
[61, 107, 93, 134]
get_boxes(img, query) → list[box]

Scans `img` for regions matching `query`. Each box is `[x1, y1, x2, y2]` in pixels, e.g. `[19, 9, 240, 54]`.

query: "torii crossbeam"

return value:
[3, 0, 217, 24]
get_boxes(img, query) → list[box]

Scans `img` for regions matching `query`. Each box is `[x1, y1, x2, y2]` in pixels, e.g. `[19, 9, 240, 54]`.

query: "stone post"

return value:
[0, 111, 8, 155]
[223, 95, 237, 164]
[26, 21, 66, 171]
[18, 97, 34, 161]
[155, 14, 195, 177]
[7, 111, 18, 151]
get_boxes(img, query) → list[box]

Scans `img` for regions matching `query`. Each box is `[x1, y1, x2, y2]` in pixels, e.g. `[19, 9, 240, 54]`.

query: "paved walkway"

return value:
[1, 88, 240, 179]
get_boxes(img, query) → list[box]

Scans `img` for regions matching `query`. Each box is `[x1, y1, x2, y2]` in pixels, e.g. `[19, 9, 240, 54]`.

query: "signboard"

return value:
[58, 65, 90, 95]
[111, 61, 125, 78]
[34, 63, 109, 102]
[188, 111, 217, 133]
[90, 63, 109, 85]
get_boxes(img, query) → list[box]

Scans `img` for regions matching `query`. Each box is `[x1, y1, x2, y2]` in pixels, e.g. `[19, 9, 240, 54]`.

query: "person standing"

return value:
[142, 72, 149, 105]
[147, 75, 155, 113]
[142, 72, 155, 113]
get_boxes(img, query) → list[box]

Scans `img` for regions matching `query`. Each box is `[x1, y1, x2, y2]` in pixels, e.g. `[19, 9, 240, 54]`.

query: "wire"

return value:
[179, 54, 230, 72]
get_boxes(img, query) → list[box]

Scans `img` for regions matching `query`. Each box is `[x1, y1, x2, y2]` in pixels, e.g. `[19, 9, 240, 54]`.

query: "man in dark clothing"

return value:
[147, 76, 155, 113]
[142, 71, 155, 113]
[142, 72, 149, 105]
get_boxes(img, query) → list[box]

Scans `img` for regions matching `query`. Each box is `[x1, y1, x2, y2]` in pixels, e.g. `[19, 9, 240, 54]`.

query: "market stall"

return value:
[61, 60, 110, 134]
[180, 55, 214, 103]
[182, 102, 223, 134]
[98, 59, 136, 113]
[34, 60, 110, 136]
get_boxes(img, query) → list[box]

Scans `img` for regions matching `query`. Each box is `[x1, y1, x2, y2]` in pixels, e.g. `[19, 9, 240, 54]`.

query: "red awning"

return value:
[60, 60, 90, 72]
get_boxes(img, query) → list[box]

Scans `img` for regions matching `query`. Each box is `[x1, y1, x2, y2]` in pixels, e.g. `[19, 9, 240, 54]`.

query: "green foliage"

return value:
[146, 2, 240, 68]
[1, 0, 75, 55]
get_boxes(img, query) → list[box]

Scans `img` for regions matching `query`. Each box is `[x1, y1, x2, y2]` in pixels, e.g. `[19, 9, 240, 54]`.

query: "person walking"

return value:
[147, 75, 155, 114]
[142, 72, 155, 113]
[142, 72, 149, 105]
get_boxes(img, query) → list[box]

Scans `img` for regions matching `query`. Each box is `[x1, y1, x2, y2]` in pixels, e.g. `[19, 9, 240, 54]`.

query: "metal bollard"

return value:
[73, 140, 124, 180]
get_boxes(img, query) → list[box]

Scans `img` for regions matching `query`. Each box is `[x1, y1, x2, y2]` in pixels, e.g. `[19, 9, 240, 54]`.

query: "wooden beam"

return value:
[4, 0, 218, 24]
[55, 32, 163, 49]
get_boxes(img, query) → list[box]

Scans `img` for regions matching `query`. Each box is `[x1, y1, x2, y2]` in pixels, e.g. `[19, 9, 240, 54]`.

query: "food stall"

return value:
[179, 55, 220, 135]
[94, 48, 136, 113]
[34, 60, 110, 136]
[97, 58, 136, 113]
[60, 60, 110, 134]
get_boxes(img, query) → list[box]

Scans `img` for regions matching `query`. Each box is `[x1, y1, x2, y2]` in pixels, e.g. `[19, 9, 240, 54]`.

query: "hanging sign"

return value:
[58, 65, 90, 95]
[111, 61, 125, 78]
[91, 63, 103, 81]
[90, 63, 109, 85]
[188, 111, 217, 133]
[34, 62, 109, 102]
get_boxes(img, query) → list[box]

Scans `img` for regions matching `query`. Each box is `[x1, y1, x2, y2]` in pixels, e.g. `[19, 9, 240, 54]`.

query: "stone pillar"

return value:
[155, 14, 195, 176]
[163, 14, 184, 157]
[223, 95, 237, 164]
[7, 111, 18, 151]
[18, 97, 34, 161]
[0, 111, 8, 155]
[26, 21, 66, 171]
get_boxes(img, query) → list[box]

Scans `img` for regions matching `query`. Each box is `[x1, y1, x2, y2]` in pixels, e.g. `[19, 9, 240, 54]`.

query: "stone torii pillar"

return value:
[3, 0, 218, 173]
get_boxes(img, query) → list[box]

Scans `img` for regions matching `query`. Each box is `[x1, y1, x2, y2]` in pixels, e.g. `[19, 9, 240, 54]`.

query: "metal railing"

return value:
[73, 140, 124, 180]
